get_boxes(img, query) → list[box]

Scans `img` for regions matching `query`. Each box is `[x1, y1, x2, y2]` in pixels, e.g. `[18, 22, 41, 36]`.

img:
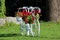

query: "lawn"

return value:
[0, 22, 60, 40]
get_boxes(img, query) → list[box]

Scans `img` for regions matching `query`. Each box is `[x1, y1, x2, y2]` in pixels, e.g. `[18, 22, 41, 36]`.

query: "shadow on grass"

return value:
[0, 34, 60, 39]
[0, 34, 21, 37]
[0, 34, 40, 37]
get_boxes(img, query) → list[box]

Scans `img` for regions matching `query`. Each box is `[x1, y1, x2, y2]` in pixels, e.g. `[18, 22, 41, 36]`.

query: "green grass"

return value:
[0, 22, 60, 40]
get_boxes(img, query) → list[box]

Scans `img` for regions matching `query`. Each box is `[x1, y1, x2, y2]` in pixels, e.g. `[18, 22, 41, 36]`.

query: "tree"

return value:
[49, 0, 60, 21]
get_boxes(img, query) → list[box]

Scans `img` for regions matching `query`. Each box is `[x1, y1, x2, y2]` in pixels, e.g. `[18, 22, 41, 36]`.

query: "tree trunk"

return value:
[49, 0, 60, 21]
[57, 0, 60, 21]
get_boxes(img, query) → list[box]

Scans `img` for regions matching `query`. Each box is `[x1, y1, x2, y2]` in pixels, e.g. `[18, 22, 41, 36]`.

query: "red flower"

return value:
[35, 10, 39, 13]
[26, 12, 31, 16]
[22, 9, 31, 17]
[22, 9, 26, 17]
[34, 10, 39, 15]
[32, 16, 35, 21]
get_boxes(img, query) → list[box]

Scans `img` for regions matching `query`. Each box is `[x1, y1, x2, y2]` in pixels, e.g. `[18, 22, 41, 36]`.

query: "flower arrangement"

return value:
[17, 7, 41, 24]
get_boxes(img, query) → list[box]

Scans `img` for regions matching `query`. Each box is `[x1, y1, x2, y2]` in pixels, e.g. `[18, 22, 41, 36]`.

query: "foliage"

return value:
[0, 0, 6, 18]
